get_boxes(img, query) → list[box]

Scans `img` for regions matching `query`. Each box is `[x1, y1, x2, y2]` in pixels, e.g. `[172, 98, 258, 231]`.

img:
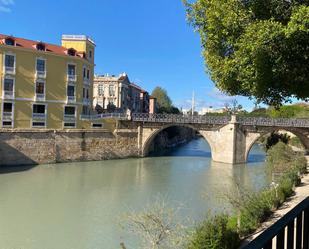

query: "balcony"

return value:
[67, 74, 77, 82]
[64, 114, 76, 122]
[67, 95, 76, 103]
[36, 70, 46, 79]
[2, 112, 13, 121]
[83, 78, 91, 86]
[3, 90, 14, 99]
[83, 98, 90, 106]
[4, 66, 15, 75]
[32, 113, 46, 120]
[35, 93, 45, 101]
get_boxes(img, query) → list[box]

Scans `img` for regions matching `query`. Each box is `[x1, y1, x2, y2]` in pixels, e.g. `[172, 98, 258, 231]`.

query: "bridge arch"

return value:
[141, 124, 215, 157]
[245, 128, 309, 162]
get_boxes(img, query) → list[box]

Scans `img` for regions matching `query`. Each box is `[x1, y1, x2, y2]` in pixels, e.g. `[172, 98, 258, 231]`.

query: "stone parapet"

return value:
[0, 129, 139, 166]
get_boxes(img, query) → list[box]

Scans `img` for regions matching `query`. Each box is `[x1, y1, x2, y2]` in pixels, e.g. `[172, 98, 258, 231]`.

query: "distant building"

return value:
[0, 33, 95, 129]
[199, 107, 225, 115]
[93, 73, 155, 113]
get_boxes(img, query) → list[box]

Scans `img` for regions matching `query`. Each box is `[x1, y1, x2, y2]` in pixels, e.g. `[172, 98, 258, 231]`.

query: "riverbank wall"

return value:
[0, 129, 139, 166]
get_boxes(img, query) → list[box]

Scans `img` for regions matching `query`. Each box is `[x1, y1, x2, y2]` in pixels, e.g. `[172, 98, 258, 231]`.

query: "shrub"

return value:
[186, 214, 240, 249]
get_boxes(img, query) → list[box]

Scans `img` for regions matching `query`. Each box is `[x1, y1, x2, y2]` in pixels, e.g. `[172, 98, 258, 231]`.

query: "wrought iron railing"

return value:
[236, 116, 309, 128]
[79, 112, 309, 128]
[241, 197, 309, 249]
[80, 113, 128, 121]
[131, 113, 230, 125]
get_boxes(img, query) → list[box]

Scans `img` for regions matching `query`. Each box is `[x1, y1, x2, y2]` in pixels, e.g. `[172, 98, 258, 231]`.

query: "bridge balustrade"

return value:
[237, 117, 309, 128]
[241, 197, 309, 249]
[131, 113, 230, 125]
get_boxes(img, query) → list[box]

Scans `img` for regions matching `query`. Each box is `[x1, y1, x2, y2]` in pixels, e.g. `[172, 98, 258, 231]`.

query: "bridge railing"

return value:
[237, 116, 309, 128]
[80, 113, 128, 121]
[241, 197, 309, 249]
[131, 113, 230, 125]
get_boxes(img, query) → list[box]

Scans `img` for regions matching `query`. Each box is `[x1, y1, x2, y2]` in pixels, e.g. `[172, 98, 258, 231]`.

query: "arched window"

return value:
[4, 37, 15, 46]
[67, 48, 76, 56]
[36, 42, 46, 51]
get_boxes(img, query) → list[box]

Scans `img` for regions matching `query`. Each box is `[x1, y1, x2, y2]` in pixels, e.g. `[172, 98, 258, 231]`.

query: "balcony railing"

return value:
[67, 74, 77, 82]
[4, 66, 15, 75]
[64, 114, 76, 122]
[2, 112, 13, 121]
[36, 70, 46, 79]
[3, 90, 14, 99]
[35, 93, 45, 101]
[32, 113, 46, 120]
[83, 98, 90, 105]
[241, 197, 309, 249]
[83, 78, 91, 85]
[67, 95, 76, 103]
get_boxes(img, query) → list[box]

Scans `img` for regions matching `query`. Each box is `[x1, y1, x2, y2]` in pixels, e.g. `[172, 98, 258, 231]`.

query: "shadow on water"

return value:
[149, 138, 212, 158]
[0, 165, 37, 174]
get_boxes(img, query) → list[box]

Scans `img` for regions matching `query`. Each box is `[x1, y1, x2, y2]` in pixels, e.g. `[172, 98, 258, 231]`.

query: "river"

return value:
[0, 138, 269, 249]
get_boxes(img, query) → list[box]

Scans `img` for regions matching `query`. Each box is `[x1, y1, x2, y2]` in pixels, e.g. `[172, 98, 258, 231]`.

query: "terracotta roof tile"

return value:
[0, 34, 85, 58]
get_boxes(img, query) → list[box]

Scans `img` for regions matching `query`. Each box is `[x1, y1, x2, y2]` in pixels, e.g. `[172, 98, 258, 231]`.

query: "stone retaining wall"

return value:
[0, 129, 139, 166]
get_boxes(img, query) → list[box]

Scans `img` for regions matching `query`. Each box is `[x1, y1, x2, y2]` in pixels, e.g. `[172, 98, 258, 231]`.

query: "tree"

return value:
[121, 198, 188, 249]
[184, 1, 309, 106]
[151, 87, 180, 114]
[224, 99, 243, 114]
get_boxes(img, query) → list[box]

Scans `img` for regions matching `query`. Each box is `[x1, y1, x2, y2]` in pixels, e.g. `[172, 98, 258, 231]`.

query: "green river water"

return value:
[0, 138, 269, 249]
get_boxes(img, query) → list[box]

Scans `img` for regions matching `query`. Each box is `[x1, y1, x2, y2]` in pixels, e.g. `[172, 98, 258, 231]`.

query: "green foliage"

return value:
[289, 136, 305, 149]
[266, 142, 295, 173]
[186, 214, 240, 249]
[185, 0, 309, 106]
[263, 132, 290, 151]
[267, 104, 309, 118]
[151, 87, 180, 114]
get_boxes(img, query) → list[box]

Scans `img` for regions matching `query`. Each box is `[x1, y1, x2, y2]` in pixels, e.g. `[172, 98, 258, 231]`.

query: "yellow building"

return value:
[0, 34, 96, 129]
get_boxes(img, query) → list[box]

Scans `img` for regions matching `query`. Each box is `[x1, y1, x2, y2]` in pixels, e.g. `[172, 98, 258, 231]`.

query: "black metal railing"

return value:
[236, 116, 309, 128]
[241, 197, 309, 249]
[131, 113, 230, 125]
[79, 112, 309, 128]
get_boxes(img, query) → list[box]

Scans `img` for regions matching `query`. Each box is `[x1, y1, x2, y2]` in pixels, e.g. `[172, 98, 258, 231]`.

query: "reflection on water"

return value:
[0, 138, 268, 249]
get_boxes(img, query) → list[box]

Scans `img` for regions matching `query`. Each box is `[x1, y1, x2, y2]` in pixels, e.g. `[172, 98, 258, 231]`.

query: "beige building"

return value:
[93, 73, 155, 113]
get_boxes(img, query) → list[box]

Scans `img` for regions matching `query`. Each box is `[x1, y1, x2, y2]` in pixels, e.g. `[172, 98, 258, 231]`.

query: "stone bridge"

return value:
[119, 113, 309, 164]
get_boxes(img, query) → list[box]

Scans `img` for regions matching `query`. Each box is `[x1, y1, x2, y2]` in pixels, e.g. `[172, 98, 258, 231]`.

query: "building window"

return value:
[87, 69, 90, 79]
[36, 59, 45, 72]
[67, 64, 76, 81]
[5, 38, 15, 46]
[67, 48, 76, 56]
[68, 64, 76, 76]
[2, 102, 13, 127]
[98, 85, 104, 96]
[67, 85, 75, 102]
[36, 81, 45, 99]
[64, 106, 76, 128]
[92, 123, 103, 128]
[36, 43, 46, 51]
[4, 54, 15, 73]
[32, 104, 46, 127]
[3, 78, 14, 98]
[83, 67, 86, 79]
[109, 85, 115, 96]
[82, 106, 90, 115]
[64, 106, 75, 116]
[33, 104, 46, 115]
[89, 50, 92, 59]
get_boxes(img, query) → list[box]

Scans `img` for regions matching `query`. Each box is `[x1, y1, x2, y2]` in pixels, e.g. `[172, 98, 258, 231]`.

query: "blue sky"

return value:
[0, 0, 257, 111]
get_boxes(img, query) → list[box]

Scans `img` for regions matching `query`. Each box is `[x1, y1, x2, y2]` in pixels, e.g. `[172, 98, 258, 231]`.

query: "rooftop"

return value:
[61, 34, 95, 45]
[0, 34, 90, 59]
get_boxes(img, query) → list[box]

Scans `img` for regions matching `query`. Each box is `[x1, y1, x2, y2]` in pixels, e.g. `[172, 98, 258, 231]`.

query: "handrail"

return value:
[79, 113, 309, 128]
[241, 197, 309, 249]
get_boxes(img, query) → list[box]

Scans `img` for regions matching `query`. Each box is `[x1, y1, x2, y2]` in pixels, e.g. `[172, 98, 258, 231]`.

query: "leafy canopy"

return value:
[151, 87, 180, 114]
[185, 0, 309, 106]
